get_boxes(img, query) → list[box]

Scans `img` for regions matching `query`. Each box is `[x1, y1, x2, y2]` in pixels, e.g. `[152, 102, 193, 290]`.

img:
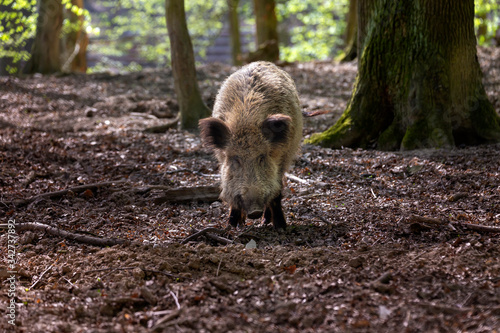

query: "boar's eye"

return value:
[261, 114, 292, 144]
[230, 156, 242, 167]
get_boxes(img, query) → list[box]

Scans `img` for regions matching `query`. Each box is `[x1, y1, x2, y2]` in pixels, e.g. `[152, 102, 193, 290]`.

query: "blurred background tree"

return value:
[0, 0, 499, 73]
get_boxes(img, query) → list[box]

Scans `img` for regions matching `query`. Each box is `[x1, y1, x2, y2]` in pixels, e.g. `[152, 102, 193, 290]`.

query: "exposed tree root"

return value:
[408, 215, 500, 233]
[12, 222, 128, 246]
[10, 180, 128, 207]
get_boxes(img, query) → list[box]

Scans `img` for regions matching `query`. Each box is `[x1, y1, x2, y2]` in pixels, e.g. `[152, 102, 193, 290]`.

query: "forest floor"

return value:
[1, 47, 500, 333]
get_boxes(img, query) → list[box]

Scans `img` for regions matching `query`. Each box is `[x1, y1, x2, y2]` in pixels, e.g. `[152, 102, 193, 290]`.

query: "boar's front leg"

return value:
[263, 206, 272, 225]
[229, 207, 245, 228]
[267, 193, 286, 230]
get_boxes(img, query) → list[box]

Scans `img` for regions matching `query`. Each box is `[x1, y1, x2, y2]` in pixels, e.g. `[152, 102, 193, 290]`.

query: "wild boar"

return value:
[199, 61, 302, 230]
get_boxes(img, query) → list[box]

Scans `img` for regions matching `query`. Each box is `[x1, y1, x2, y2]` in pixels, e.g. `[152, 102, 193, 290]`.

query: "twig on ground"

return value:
[232, 225, 259, 242]
[10, 180, 128, 207]
[153, 309, 183, 330]
[85, 267, 182, 280]
[285, 172, 328, 187]
[29, 263, 55, 290]
[141, 269, 185, 280]
[203, 232, 232, 245]
[164, 169, 220, 178]
[59, 274, 77, 288]
[285, 173, 308, 184]
[167, 287, 181, 310]
[153, 185, 220, 205]
[414, 301, 471, 315]
[85, 267, 138, 274]
[315, 215, 335, 225]
[216, 258, 223, 277]
[408, 215, 500, 233]
[181, 227, 231, 245]
[372, 270, 394, 285]
[14, 222, 128, 247]
[22, 171, 37, 188]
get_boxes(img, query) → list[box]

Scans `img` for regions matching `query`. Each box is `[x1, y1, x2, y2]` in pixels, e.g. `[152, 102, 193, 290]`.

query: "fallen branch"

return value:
[153, 309, 184, 331]
[15, 222, 128, 247]
[285, 173, 308, 184]
[85, 267, 183, 280]
[143, 116, 179, 133]
[370, 270, 397, 294]
[409, 215, 500, 233]
[232, 225, 260, 242]
[414, 301, 471, 315]
[372, 270, 394, 285]
[164, 169, 220, 178]
[154, 185, 220, 205]
[181, 227, 232, 245]
[85, 266, 140, 274]
[315, 215, 335, 225]
[285, 172, 328, 187]
[10, 180, 128, 207]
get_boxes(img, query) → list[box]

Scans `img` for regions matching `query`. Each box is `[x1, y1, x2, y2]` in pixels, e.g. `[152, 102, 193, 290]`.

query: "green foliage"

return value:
[475, 0, 500, 45]
[185, 0, 226, 58]
[89, 0, 227, 71]
[89, 0, 166, 72]
[1, 0, 499, 74]
[276, 0, 349, 62]
[0, 0, 37, 73]
[0, 0, 90, 74]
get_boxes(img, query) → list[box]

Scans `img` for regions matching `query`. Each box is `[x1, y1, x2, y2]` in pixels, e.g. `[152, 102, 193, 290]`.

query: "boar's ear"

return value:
[262, 114, 291, 144]
[199, 117, 230, 149]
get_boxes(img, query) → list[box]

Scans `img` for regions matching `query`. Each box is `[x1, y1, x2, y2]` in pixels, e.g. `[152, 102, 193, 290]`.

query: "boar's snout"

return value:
[241, 189, 265, 219]
[247, 208, 263, 219]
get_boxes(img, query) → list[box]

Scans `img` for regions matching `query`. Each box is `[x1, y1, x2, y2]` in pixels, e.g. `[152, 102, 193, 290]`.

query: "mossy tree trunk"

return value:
[252, 0, 279, 62]
[306, 0, 500, 150]
[24, 0, 63, 74]
[165, 0, 210, 129]
[228, 0, 242, 66]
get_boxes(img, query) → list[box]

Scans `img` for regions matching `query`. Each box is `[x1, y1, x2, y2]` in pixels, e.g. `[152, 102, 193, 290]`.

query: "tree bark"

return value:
[339, 0, 358, 62]
[306, 0, 500, 150]
[252, 0, 279, 62]
[228, 0, 242, 66]
[24, 0, 63, 74]
[61, 0, 88, 73]
[165, 0, 210, 129]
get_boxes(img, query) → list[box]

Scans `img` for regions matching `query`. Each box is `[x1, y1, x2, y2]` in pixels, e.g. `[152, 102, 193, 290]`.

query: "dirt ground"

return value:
[1, 48, 500, 332]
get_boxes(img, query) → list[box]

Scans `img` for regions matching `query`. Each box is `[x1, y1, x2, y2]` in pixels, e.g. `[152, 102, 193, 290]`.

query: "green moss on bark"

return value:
[305, 112, 353, 147]
[307, 0, 499, 151]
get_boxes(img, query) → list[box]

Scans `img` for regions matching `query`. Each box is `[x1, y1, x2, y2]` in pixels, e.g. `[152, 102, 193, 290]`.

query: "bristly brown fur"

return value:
[198, 61, 303, 229]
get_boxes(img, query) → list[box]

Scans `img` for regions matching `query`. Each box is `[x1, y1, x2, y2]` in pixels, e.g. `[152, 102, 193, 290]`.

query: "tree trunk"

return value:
[338, 0, 357, 62]
[252, 0, 279, 62]
[24, 0, 63, 74]
[356, 0, 376, 59]
[228, 0, 242, 66]
[61, 0, 88, 73]
[306, 0, 500, 150]
[165, 0, 210, 129]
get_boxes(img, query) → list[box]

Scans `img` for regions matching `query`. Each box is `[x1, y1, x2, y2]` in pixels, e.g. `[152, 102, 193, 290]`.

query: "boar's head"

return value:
[199, 113, 291, 219]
